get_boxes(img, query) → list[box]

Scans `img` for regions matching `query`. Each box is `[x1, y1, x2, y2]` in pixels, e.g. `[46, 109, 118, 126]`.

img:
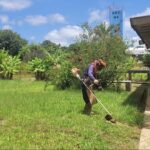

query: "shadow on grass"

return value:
[122, 84, 149, 127]
[79, 109, 100, 116]
[122, 84, 148, 112]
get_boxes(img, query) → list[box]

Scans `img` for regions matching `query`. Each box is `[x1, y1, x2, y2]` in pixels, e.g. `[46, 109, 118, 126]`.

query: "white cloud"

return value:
[88, 9, 107, 24]
[0, 13, 65, 27]
[49, 13, 65, 23]
[25, 15, 48, 26]
[0, 15, 9, 24]
[44, 25, 83, 46]
[2, 24, 12, 30]
[0, 0, 32, 11]
[25, 13, 66, 26]
[14, 20, 23, 26]
[124, 8, 150, 39]
[133, 8, 150, 17]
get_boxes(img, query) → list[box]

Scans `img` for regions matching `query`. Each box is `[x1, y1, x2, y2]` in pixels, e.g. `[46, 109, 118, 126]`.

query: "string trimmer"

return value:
[71, 68, 116, 123]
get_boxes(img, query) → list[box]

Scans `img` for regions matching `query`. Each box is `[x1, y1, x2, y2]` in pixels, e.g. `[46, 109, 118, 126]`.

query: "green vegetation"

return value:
[0, 23, 137, 89]
[0, 80, 144, 149]
[0, 30, 27, 56]
[143, 54, 150, 67]
[132, 73, 148, 81]
[0, 17, 147, 150]
[68, 23, 136, 88]
[28, 58, 48, 80]
[0, 50, 21, 79]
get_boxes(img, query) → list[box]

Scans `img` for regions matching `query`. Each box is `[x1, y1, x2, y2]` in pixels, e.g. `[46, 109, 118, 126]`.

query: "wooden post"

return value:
[125, 80, 131, 91]
[128, 72, 132, 80]
[147, 71, 150, 81]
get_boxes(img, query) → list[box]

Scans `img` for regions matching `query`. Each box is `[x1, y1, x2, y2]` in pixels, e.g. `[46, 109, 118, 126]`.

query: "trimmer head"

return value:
[105, 114, 116, 123]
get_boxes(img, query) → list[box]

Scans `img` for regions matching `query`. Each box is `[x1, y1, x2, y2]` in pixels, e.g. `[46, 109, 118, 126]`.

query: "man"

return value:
[81, 59, 106, 115]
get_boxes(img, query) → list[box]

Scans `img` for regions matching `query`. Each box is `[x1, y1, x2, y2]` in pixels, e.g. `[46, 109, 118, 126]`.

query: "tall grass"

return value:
[0, 80, 144, 149]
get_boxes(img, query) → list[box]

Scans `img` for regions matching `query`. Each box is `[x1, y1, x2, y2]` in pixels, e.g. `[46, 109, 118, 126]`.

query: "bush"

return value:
[53, 61, 73, 89]
[27, 55, 56, 80]
[143, 54, 150, 67]
[69, 26, 136, 89]
[28, 58, 47, 80]
[19, 44, 47, 62]
[0, 50, 21, 79]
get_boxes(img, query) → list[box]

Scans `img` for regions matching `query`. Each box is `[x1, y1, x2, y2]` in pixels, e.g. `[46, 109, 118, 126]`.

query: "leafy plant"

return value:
[0, 50, 21, 79]
[53, 61, 73, 89]
[19, 44, 47, 62]
[28, 58, 47, 80]
[143, 54, 150, 67]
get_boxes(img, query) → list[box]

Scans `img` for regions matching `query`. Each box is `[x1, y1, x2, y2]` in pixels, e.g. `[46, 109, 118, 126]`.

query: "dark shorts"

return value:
[81, 77, 93, 104]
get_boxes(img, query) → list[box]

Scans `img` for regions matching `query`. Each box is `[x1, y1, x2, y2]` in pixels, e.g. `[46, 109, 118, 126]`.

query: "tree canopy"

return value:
[0, 29, 27, 56]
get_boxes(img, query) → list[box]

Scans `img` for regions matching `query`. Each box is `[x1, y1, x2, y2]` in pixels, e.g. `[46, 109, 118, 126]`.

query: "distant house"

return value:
[126, 44, 150, 56]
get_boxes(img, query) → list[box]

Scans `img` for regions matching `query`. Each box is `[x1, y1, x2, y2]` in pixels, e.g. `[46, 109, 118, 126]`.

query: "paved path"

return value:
[139, 87, 150, 150]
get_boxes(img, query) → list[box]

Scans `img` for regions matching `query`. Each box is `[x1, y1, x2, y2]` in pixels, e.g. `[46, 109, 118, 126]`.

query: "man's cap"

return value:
[94, 59, 106, 67]
[99, 59, 106, 67]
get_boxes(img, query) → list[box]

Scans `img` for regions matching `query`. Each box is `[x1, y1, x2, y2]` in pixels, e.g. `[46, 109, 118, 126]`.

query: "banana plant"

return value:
[0, 51, 21, 79]
[28, 57, 47, 80]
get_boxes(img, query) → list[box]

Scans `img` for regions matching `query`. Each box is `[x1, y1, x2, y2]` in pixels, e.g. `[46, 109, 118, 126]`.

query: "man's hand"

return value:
[94, 79, 99, 85]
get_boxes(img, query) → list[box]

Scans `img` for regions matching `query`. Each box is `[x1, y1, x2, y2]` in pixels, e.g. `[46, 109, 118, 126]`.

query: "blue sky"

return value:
[0, 0, 150, 46]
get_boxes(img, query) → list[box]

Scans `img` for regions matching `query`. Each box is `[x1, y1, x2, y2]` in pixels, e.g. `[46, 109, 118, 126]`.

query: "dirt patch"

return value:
[0, 118, 7, 126]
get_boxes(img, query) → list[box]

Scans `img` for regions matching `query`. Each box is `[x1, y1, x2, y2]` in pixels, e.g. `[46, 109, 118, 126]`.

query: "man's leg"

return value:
[81, 82, 92, 115]
[87, 89, 97, 105]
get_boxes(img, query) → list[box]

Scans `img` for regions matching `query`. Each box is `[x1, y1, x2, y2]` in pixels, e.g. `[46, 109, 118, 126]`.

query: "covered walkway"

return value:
[130, 15, 150, 149]
[130, 15, 150, 48]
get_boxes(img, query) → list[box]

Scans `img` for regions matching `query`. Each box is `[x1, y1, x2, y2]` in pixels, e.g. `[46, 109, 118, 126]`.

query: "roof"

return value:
[130, 15, 150, 48]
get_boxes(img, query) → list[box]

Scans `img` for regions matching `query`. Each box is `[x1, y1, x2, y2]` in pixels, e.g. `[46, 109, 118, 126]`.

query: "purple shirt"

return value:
[83, 64, 96, 81]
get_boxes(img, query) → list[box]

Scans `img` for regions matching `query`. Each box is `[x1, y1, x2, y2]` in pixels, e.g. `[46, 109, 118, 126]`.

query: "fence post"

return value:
[125, 80, 132, 91]
[128, 72, 132, 80]
[147, 71, 150, 81]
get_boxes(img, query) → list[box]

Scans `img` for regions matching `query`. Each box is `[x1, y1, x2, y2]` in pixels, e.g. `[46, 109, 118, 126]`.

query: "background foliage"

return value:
[0, 50, 21, 79]
[0, 24, 137, 89]
[0, 30, 27, 56]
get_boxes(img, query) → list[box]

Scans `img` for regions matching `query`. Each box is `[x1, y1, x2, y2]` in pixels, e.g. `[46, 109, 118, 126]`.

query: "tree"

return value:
[0, 29, 27, 56]
[41, 40, 60, 54]
[68, 23, 135, 88]
[19, 44, 47, 62]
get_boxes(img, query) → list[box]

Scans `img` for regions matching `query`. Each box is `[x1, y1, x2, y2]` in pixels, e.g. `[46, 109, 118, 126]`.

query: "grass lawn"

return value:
[0, 80, 145, 149]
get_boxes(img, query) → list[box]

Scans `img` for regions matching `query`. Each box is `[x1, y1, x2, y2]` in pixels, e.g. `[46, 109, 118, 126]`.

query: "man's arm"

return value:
[88, 64, 99, 84]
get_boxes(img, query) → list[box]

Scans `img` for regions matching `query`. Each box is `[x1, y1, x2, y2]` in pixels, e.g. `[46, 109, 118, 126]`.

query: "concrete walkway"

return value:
[139, 87, 150, 150]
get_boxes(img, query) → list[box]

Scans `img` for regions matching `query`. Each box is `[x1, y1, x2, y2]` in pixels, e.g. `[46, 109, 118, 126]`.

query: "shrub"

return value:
[143, 54, 150, 67]
[0, 50, 21, 79]
[19, 44, 47, 62]
[53, 61, 73, 89]
[68, 24, 136, 89]
[28, 58, 46, 80]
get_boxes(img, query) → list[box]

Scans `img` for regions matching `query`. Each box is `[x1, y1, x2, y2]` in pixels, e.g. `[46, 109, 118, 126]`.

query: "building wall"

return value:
[109, 9, 123, 37]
